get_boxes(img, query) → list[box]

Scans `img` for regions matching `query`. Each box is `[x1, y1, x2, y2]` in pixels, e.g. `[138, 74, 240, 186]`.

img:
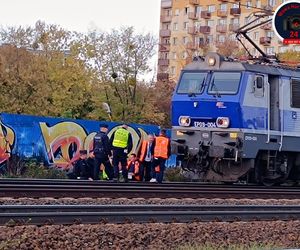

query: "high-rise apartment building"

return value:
[157, 0, 299, 81]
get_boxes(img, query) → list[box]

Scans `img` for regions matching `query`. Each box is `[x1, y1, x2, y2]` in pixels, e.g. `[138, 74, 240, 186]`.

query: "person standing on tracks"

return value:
[138, 134, 154, 181]
[92, 124, 113, 181]
[110, 124, 133, 182]
[73, 150, 94, 180]
[150, 129, 171, 184]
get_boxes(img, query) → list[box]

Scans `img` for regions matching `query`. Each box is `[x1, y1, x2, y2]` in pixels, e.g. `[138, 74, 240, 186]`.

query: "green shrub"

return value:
[1, 157, 67, 179]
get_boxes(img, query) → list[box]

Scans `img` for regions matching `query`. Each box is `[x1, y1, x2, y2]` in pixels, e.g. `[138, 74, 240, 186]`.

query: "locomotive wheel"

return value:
[255, 151, 293, 186]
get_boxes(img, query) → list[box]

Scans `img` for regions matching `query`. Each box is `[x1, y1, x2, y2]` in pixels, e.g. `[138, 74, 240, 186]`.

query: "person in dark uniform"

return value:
[110, 124, 133, 182]
[92, 124, 113, 180]
[73, 150, 94, 180]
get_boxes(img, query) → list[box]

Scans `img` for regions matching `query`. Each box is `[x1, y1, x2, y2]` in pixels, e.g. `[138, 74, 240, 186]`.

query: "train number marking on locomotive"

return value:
[245, 135, 258, 141]
[194, 122, 217, 128]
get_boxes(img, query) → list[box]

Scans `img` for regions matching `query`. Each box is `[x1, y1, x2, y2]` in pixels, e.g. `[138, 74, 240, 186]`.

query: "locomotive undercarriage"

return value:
[174, 130, 300, 185]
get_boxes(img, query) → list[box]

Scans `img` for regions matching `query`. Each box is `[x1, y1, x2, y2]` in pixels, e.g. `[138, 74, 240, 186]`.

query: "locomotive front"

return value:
[172, 52, 251, 183]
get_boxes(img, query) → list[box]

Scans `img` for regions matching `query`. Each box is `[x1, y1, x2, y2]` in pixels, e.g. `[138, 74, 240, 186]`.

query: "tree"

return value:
[278, 50, 300, 64]
[76, 27, 158, 123]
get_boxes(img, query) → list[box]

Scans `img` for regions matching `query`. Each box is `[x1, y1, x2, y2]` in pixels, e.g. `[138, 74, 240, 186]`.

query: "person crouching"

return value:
[127, 153, 141, 181]
[73, 150, 93, 181]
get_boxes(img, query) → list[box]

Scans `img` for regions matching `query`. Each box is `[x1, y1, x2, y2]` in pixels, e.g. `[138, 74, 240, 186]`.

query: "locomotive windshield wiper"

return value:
[211, 80, 221, 98]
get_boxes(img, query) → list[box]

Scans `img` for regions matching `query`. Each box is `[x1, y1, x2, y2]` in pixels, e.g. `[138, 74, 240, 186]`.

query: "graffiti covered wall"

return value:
[0, 113, 178, 170]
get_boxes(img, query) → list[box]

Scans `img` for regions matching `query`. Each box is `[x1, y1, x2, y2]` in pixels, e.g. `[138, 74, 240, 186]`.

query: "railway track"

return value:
[0, 178, 299, 199]
[1, 204, 300, 226]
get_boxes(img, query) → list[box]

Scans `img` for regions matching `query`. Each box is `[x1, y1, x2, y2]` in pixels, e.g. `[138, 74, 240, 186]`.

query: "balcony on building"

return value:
[158, 59, 169, 66]
[217, 10, 228, 17]
[160, 29, 171, 37]
[188, 12, 198, 20]
[216, 24, 227, 33]
[230, 8, 241, 15]
[229, 23, 240, 32]
[157, 73, 169, 81]
[159, 43, 170, 52]
[261, 23, 272, 30]
[201, 11, 211, 19]
[186, 42, 198, 50]
[188, 26, 197, 35]
[259, 37, 271, 45]
[161, 15, 172, 23]
[199, 26, 211, 34]
[189, 0, 199, 5]
[161, 0, 172, 9]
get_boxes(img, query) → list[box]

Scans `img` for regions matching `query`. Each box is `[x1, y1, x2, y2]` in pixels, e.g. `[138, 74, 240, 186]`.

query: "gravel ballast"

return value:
[1, 221, 300, 249]
[1, 197, 300, 205]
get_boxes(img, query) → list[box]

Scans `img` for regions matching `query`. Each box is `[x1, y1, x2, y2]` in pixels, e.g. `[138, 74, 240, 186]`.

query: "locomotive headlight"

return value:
[208, 57, 216, 66]
[179, 116, 191, 127]
[216, 117, 230, 128]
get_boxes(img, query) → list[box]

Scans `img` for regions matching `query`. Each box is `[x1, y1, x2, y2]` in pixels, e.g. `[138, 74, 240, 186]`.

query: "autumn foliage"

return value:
[0, 21, 173, 127]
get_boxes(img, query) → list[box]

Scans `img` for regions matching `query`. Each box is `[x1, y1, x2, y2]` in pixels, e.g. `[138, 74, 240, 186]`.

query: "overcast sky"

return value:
[0, 0, 161, 80]
[1, 0, 161, 34]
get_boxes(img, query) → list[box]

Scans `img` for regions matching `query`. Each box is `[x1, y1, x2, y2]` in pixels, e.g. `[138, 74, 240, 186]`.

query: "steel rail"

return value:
[1, 204, 300, 225]
[1, 204, 300, 212]
[0, 179, 299, 199]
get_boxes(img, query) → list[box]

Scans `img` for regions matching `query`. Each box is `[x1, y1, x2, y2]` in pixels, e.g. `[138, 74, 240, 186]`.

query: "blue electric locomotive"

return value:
[171, 52, 300, 185]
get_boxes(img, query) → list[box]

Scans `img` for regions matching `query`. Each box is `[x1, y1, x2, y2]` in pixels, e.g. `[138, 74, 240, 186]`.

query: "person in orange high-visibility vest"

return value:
[127, 153, 141, 181]
[138, 134, 154, 181]
[150, 129, 171, 184]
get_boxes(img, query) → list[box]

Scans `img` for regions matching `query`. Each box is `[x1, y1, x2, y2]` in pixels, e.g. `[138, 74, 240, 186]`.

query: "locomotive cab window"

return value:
[291, 78, 300, 108]
[253, 75, 264, 97]
[177, 72, 207, 95]
[208, 72, 241, 95]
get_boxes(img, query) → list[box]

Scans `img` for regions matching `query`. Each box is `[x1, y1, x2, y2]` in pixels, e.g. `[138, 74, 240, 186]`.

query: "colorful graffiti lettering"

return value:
[0, 113, 173, 170]
[40, 122, 149, 169]
[0, 121, 15, 164]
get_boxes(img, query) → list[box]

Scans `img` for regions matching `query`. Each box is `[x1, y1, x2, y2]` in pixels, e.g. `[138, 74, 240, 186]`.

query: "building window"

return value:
[254, 32, 259, 40]
[173, 37, 178, 45]
[266, 47, 274, 55]
[183, 37, 188, 45]
[220, 4, 227, 11]
[182, 51, 188, 59]
[207, 35, 213, 43]
[185, 7, 189, 15]
[184, 22, 189, 30]
[231, 18, 239, 24]
[175, 9, 179, 16]
[267, 31, 274, 38]
[218, 35, 225, 42]
[232, 3, 239, 8]
[268, 0, 276, 6]
[207, 20, 215, 27]
[172, 52, 177, 60]
[246, 1, 252, 9]
[295, 46, 300, 52]
[208, 5, 215, 13]
[170, 66, 176, 75]
[256, 0, 261, 7]
[279, 46, 288, 53]
[291, 78, 300, 108]
[218, 19, 227, 25]
[196, 6, 202, 14]
[173, 23, 178, 31]
[195, 21, 201, 28]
